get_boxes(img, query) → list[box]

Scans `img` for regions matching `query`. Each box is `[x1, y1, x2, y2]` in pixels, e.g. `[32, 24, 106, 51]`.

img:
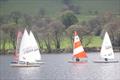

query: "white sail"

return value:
[29, 31, 41, 61]
[10, 29, 44, 67]
[19, 29, 35, 63]
[100, 32, 114, 59]
[19, 29, 29, 62]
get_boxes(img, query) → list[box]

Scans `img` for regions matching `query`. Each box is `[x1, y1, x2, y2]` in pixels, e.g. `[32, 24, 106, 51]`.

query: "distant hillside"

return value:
[0, 0, 120, 16]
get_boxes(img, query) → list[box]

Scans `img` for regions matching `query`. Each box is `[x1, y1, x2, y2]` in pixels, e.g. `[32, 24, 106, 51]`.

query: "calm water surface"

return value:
[0, 53, 120, 80]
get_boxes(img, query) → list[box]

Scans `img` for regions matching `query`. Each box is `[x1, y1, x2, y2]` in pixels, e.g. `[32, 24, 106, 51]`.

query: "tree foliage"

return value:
[102, 18, 120, 46]
[10, 11, 22, 24]
[48, 20, 65, 49]
[66, 24, 92, 47]
[60, 11, 78, 29]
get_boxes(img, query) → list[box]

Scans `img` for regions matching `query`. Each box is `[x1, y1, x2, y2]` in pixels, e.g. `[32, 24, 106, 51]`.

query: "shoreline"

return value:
[0, 47, 120, 55]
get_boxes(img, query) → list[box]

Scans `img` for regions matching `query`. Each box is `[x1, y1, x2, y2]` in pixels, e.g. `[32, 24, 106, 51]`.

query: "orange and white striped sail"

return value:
[73, 31, 87, 58]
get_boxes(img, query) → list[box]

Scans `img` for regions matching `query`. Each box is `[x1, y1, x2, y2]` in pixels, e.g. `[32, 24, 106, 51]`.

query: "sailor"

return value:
[105, 58, 108, 61]
[26, 62, 29, 65]
[76, 58, 80, 62]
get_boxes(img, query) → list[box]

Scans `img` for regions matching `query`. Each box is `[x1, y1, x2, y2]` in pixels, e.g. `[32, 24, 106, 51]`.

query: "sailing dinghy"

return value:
[10, 29, 44, 67]
[68, 31, 87, 63]
[94, 32, 119, 63]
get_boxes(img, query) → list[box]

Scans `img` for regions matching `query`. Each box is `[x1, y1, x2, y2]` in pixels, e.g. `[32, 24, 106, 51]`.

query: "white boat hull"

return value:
[93, 60, 119, 63]
[10, 62, 44, 67]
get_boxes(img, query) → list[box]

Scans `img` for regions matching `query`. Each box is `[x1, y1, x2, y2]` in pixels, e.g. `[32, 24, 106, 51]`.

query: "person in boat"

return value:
[26, 62, 29, 65]
[76, 58, 80, 62]
[105, 58, 108, 61]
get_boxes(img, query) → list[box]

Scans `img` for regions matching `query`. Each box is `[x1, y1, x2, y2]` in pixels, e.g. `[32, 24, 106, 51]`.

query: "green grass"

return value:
[77, 15, 96, 22]
[0, 0, 63, 16]
[0, 42, 14, 50]
[0, 0, 119, 16]
[61, 37, 72, 49]
[61, 36, 102, 49]
[1, 36, 102, 50]
[86, 36, 102, 47]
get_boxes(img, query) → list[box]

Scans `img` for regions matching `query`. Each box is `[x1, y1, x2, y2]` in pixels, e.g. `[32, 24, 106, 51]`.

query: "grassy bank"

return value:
[0, 0, 119, 16]
[0, 36, 102, 50]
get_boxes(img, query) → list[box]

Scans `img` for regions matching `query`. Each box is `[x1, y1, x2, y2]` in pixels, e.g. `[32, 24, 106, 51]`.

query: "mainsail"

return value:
[19, 29, 41, 63]
[100, 32, 114, 59]
[29, 31, 41, 61]
[73, 31, 87, 58]
[19, 29, 31, 62]
[11, 28, 43, 67]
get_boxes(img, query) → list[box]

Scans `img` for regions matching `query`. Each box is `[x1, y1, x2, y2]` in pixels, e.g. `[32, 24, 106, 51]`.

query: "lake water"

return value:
[0, 53, 120, 80]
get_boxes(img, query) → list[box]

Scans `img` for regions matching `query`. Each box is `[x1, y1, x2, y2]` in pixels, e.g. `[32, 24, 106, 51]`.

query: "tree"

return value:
[38, 8, 46, 18]
[87, 18, 102, 36]
[62, 0, 71, 5]
[86, 12, 115, 36]
[68, 4, 80, 14]
[102, 19, 120, 47]
[62, 0, 80, 14]
[48, 20, 65, 49]
[60, 11, 78, 29]
[10, 11, 21, 24]
[23, 14, 33, 30]
[1, 23, 18, 54]
[2, 24, 18, 47]
[32, 17, 53, 53]
[0, 15, 10, 53]
[66, 24, 92, 47]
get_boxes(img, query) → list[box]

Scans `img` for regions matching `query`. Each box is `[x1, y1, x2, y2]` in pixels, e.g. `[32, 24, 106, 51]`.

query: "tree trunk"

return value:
[44, 37, 51, 53]
[1, 39, 7, 55]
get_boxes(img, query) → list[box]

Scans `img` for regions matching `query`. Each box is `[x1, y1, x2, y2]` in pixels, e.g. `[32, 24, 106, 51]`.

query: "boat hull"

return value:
[68, 60, 87, 63]
[93, 60, 119, 63]
[10, 62, 44, 67]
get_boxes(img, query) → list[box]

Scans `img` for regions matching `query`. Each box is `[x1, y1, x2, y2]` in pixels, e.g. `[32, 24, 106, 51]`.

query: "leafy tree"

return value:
[23, 14, 33, 30]
[10, 11, 21, 24]
[66, 24, 92, 47]
[62, 0, 71, 5]
[62, 0, 80, 14]
[68, 4, 80, 14]
[87, 18, 102, 36]
[32, 17, 53, 53]
[1, 23, 18, 54]
[102, 19, 120, 47]
[60, 11, 78, 29]
[48, 21, 65, 49]
[38, 8, 46, 18]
